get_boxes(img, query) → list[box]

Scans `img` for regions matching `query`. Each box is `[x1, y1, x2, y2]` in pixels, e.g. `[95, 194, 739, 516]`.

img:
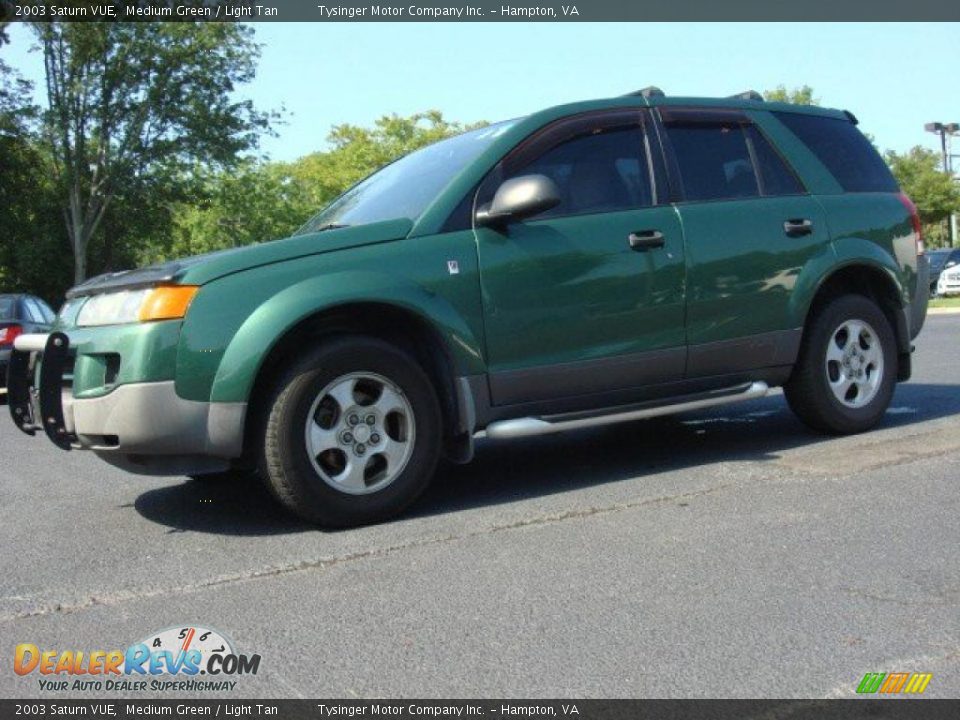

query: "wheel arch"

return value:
[801, 260, 912, 381]
[237, 300, 477, 467]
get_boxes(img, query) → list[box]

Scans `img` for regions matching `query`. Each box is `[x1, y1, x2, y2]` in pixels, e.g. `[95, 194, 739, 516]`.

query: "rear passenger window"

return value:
[773, 112, 898, 193]
[664, 119, 802, 202]
[664, 122, 759, 201]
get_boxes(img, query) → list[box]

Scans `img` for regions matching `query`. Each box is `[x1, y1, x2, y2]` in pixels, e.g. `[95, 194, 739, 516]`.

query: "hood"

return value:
[67, 218, 414, 298]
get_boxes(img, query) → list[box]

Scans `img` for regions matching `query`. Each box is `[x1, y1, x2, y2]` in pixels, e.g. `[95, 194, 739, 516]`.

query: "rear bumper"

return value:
[7, 332, 245, 476]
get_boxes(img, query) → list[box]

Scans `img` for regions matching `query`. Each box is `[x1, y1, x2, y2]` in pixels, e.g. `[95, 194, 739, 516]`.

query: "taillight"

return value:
[0, 324, 23, 347]
[898, 192, 924, 256]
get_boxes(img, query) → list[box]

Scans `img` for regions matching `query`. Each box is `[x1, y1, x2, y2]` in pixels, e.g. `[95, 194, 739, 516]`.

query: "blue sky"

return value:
[4, 22, 959, 162]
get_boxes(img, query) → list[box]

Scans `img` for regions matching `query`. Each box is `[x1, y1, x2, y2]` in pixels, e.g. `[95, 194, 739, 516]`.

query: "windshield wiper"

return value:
[313, 223, 351, 233]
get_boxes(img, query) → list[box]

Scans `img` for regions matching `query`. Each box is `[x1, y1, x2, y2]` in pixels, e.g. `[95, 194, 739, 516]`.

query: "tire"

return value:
[259, 336, 442, 527]
[785, 294, 897, 434]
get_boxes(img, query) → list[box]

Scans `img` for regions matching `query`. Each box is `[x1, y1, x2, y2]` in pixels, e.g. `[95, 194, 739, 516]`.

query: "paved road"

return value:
[1, 315, 959, 699]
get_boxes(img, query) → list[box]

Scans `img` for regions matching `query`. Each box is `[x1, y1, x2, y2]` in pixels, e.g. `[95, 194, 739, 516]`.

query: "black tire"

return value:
[259, 336, 442, 528]
[785, 294, 897, 434]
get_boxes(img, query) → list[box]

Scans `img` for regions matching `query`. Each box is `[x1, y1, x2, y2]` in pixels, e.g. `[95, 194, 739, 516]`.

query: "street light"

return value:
[925, 121, 960, 174]
[925, 122, 960, 247]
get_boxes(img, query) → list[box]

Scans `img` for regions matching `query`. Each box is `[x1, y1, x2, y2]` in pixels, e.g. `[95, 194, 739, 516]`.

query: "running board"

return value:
[483, 381, 770, 440]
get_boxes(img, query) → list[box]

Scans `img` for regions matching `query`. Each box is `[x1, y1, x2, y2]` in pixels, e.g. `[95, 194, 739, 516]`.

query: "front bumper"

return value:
[7, 332, 246, 476]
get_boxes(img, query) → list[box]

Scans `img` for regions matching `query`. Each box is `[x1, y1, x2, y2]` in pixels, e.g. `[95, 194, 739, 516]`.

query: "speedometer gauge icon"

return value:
[137, 625, 235, 667]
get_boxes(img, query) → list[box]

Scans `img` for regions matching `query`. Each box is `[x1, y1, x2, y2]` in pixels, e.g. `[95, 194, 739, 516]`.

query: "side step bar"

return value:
[484, 381, 769, 440]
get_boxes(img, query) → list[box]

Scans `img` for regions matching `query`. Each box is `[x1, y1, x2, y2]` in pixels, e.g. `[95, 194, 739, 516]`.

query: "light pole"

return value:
[925, 122, 959, 173]
[925, 122, 960, 246]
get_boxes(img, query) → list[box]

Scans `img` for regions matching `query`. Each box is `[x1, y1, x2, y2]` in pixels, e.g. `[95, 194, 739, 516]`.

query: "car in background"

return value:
[927, 247, 960, 295]
[0, 294, 56, 399]
[937, 264, 960, 296]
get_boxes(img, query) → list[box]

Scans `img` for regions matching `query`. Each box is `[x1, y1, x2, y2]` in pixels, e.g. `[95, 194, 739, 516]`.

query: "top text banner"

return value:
[4, 0, 960, 21]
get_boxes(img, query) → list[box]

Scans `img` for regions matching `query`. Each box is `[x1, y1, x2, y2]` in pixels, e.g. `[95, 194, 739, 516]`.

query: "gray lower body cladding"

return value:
[64, 381, 246, 476]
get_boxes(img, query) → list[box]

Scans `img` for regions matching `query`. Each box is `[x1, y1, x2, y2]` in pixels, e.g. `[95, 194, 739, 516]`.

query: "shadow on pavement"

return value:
[133, 381, 960, 535]
[134, 472, 314, 536]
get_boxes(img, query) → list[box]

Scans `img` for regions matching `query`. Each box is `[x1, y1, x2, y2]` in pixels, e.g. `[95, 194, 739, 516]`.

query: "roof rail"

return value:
[625, 86, 665, 99]
[729, 90, 764, 102]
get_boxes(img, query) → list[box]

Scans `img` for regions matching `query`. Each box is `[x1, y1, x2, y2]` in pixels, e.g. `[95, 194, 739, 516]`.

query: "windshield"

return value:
[297, 120, 518, 234]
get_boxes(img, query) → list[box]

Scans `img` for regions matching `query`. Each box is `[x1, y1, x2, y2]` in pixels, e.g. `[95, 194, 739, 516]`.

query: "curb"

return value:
[926, 307, 960, 315]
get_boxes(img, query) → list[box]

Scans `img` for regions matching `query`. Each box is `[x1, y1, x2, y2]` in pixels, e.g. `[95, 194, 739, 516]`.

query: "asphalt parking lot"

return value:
[1, 314, 959, 699]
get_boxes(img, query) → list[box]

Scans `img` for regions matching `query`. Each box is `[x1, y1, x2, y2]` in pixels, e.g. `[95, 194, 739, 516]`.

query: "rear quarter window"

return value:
[0, 298, 16, 321]
[773, 112, 898, 193]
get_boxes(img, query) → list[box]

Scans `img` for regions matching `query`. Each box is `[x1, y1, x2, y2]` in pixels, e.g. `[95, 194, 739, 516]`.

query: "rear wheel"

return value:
[259, 337, 441, 527]
[785, 294, 896, 434]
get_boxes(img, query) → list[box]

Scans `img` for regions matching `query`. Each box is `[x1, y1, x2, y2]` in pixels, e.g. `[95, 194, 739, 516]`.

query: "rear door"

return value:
[657, 107, 831, 378]
[475, 109, 687, 406]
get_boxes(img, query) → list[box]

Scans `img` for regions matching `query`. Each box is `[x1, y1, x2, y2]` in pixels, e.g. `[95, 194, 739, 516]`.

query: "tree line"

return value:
[1, 27, 958, 307]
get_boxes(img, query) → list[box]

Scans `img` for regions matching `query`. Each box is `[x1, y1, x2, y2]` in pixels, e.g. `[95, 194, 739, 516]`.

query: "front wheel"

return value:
[785, 294, 897, 434]
[259, 337, 442, 527]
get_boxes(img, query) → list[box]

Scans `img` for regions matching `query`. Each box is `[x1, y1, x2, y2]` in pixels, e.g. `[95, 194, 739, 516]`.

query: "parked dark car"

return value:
[0, 294, 56, 398]
[927, 248, 960, 295]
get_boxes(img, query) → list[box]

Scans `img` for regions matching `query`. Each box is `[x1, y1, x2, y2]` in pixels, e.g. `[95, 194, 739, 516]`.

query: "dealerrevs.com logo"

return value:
[14, 625, 261, 693]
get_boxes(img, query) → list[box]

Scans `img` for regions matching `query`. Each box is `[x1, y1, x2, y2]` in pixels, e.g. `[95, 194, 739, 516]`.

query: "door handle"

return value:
[783, 218, 813, 237]
[628, 230, 665, 251]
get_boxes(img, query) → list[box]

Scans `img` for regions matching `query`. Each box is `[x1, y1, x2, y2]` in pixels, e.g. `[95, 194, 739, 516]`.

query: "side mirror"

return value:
[475, 174, 562, 228]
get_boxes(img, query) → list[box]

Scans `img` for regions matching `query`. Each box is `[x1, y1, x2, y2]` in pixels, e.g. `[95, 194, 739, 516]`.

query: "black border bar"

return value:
[3, 0, 960, 22]
[3, 700, 960, 720]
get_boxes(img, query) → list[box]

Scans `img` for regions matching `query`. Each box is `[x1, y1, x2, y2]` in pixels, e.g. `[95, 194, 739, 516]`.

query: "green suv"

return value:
[8, 89, 929, 527]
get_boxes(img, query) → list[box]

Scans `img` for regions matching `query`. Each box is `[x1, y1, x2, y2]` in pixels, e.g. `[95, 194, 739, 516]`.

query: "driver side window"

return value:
[474, 114, 655, 223]
[506, 126, 652, 219]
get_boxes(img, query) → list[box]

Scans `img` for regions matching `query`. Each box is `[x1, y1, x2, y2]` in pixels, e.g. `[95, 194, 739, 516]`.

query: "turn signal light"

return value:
[137, 286, 200, 323]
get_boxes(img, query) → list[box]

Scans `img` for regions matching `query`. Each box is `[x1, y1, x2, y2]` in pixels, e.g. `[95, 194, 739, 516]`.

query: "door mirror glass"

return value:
[475, 174, 561, 227]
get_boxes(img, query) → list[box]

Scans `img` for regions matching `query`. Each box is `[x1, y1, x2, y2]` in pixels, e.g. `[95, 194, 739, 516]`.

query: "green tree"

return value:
[763, 85, 820, 105]
[167, 111, 483, 258]
[147, 161, 304, 262]
[885, 146, 960, 246]
[0, 33, 74, 303]
[31, 22, 272, 284]
[297, 110, 487, 210]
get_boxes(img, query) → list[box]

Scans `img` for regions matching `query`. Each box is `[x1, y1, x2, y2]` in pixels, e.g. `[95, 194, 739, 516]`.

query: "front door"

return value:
[475, 110, 687, 406]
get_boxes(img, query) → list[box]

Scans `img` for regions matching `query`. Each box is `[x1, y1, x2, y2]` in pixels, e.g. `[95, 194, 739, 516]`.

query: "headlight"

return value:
[76, 285, 199, 327]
